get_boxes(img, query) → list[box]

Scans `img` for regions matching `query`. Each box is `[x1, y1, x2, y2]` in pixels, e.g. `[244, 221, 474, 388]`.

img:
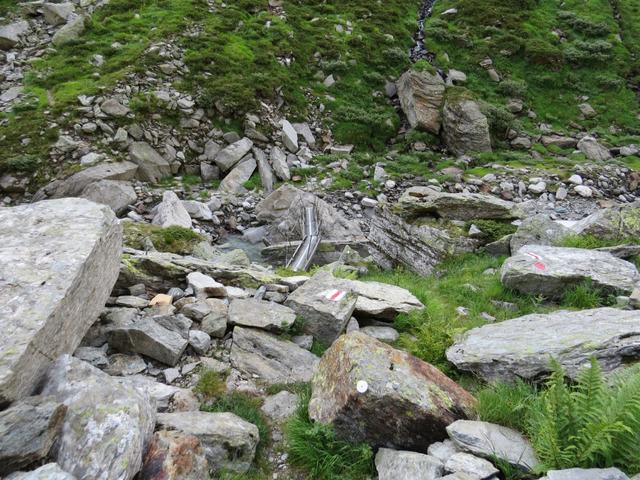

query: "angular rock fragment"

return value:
[219, 156, 257, 194]
[397, 70, 445, 134]
[156, 411, 259, 474]
[140, 431, 209, 480]
[214, 138, 253, 172]
[231, 327, 319, 384]
[309, 332, 475, 451]
[5, 463, 76, 480]
[375, 448, 444, 480]
[129, 142, 172, 183]
[153, 191, 192, 229]
[228, 298, 296, 332]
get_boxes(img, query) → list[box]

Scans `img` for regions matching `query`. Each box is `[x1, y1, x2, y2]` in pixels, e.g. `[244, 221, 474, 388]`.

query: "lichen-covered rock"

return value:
[397, 70, 445, 134]
[0, 199, 122, 404]
[309, 332, 475, 452]
[230, 327, 319, 384]
[5, 463, 76, 480]
[348, 278, 424, 320]
[129, 142, 172, 183]
[501, 245, 640, 299]
[139, 431, 209, 480]
[510, 214, 571, 252]
[446, 307, 640, 382]
[0, 397, 67, 475]
[41, 355, 156, 480]
[442, 98, 492, 155]
[375, 448, 444, 480]
[228, 298, 296, 332]
[155, 411, 258, 474]
[572, 201, 640, 241]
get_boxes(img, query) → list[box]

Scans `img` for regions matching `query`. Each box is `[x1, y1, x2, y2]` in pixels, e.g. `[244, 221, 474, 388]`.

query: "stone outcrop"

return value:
[572, 201, 640, 240]
[285, 271, 358, 344]
[230, 327, 319, 384]
[397, 69, 445, 134]
[501, 245, 640, 299]
[442, 97, 492, 155]
[156, 411, 259, 474]
[219, 156, 257, 194]
[368, 205, 476, 276]
[0, 199, 122, 405]
[80, 179, 137, 215]
[309, 332, 475, 452]
[255, 184, 364, 244]
[446, 307, 640, 382]
[41, 355, 156, 480]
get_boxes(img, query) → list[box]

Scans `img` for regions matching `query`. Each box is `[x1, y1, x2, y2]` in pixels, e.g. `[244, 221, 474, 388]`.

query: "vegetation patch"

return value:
[286, 385, 374, 480]
[123, 222, 203, 254]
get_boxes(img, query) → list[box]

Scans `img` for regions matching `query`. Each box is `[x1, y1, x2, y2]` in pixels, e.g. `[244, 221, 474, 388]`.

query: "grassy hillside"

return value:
[425, 0, 639, 145]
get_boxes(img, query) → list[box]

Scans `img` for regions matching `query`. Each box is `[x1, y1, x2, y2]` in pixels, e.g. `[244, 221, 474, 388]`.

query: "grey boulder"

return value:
[501, 245, 640, 299]
[41, 355, 156, 480]
[219, 156, 257, 194]
[0, 21, 30, 50]
[397, 69, 445, 134]
[80, 179, 136, 215]
[0, 199, 121, 404]
[230, 327, 319, 384]
[510, 214, 571, 252]
[156, 411, 259, 474]
[214, 137, 253, 172]
[229, 298, 296, 332]
[544, 468, 630, 480]
[349, 277, 423, 320]
[5, 464, 76, 480]
[375, 448, 444, 480]
[446, 307, 640, 382]
[442, 98, 492, 155]
[577, 136, 611, 161]
[446, 420, 538, 471]
[129, 142, 172, 183]
[152, 191, 192, 229]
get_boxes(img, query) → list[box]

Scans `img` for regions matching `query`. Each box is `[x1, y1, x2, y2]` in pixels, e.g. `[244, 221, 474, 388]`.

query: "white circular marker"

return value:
[356, 380, 368, 393]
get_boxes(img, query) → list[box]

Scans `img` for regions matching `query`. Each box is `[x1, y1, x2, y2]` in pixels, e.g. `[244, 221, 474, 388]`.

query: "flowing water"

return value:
[410, 0, 438, 63]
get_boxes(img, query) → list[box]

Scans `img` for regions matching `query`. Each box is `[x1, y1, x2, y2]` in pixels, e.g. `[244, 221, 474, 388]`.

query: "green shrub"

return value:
[559, 234, 639, 249]
[479, 103, 516, 140]
[123, 223, 204, 254]
[286, 386, 374, 480]
[497, 79, 528, 99]
[528, 359, 640, 473]
[525, 39, 564, 69]
[466, 219, 518, 242]
[564, 40, 613, 64]
[2, 154, 40, 174]
[560, 280, 604, 309]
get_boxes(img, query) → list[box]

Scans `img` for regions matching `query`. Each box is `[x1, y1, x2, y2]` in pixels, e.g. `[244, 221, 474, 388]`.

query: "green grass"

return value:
[286, 385, 374, 480]
[194, 369, 227, 400]
[123, 223, 203, 254]
[361, 254, 543, 374]
[560, 280, 608, 309]
[475, 380, 539, 432]
[560, 233, 640, 249]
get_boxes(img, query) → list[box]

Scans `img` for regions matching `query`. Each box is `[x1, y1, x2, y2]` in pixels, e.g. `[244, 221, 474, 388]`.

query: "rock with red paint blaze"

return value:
[140, 431, 209, 480]
[308, 332, 475, 452]
[501, 245, 640, 299]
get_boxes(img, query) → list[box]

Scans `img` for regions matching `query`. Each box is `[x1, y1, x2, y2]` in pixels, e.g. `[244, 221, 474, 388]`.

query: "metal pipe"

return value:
[287, 206, 321, 271]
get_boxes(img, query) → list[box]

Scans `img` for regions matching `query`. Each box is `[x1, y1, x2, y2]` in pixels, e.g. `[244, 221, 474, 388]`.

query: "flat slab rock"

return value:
[309, 332, 475, 452]
[542, 468, 630, 480]
[446, 420, 538, 471]
[228, 298, 296, 332]
[446, 307, 640, 382]
[0, 198, 122, 404]
[375, 448, 444, 480]
[5, 463, 76, 480]
[230, 327, 319, 385]
[502, 245, 640, 299]
[349, 277, 424, 320]
[156, 411, 258, 474]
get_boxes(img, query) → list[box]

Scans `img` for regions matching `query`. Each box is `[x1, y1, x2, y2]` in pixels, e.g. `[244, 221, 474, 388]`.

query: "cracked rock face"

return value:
[0, 198, 122, 405]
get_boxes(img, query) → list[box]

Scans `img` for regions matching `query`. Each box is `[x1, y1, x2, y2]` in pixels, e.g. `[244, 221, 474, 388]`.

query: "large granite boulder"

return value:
[0, 21, 30, 50]
[152, 191, 192, 229]
[397, 187, 519, 222]
[228, 298, 296, 332]
[214, 137, 253, 172]
[0, 397, 67, 475]
[219, 156, 257, 194]
[446, 420, 538, 471]
[285, 271, 358, 345]
[0, 199, 121, 405]
[397, 69, 445, 134]
[309, 332, 475, 451]
[442, 97, 492, 155]
[52, 15, 85, 46]
[80, 179, 137, 215]
[510, 214, 571, 253]
[156, 411, 258, 474]
[129, 142, 172, 183]
[446, 307, 640, 382]
[41, 355, 156, 480]
[348, 278, 424, 320]
[255, 184, 365, 244]
[368, 205, 477, 276]
[577, 136, 611, 161]
[501, 245, 640, 299]
[230, 327, 319, 384]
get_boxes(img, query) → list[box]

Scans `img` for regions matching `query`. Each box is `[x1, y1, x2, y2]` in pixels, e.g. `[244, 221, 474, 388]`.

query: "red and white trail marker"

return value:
[320, 289, 347, 302]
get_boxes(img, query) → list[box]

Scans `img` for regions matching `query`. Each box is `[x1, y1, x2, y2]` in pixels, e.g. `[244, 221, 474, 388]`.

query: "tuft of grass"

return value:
[559, 234, 640, 249]
[475, 380, 538, 432]
[286, 385, 374, 480]
[123, 223, 203, 254]
[194, 369, 227, 401]
[466, 219, 518, 242]
[560, 280, 605, 309]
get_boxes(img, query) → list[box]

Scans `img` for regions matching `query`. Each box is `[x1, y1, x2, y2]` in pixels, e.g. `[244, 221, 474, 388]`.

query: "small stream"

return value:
[410, 0, 438, 63]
